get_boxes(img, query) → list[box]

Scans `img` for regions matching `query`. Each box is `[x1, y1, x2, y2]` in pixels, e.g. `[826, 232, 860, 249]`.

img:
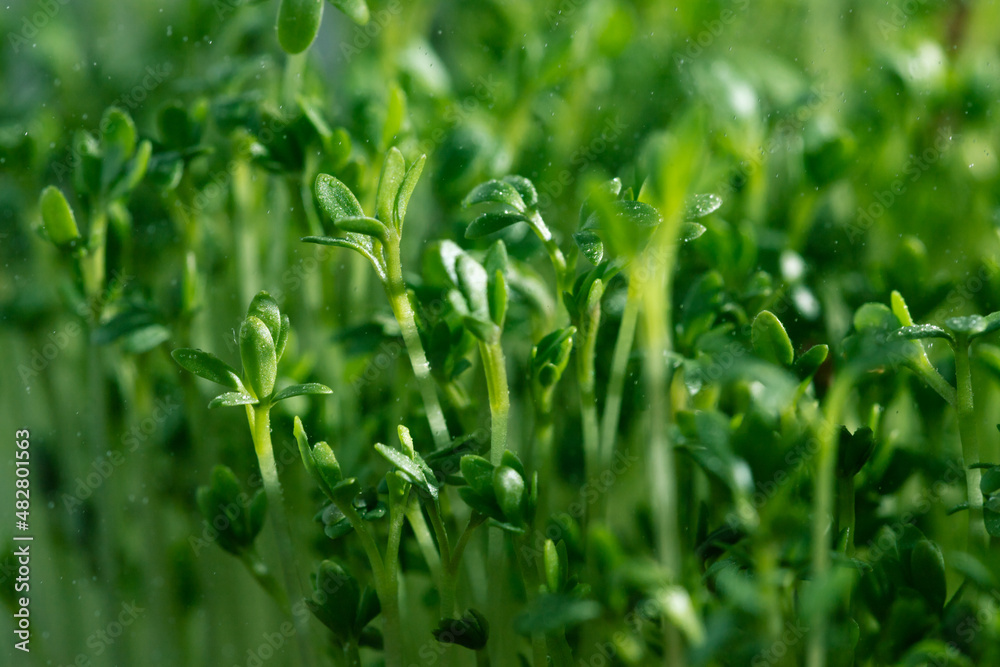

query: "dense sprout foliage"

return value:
[3, 1, 1000, 667]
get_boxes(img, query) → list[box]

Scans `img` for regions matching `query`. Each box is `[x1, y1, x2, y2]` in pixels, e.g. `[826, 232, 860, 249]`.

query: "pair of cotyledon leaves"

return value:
[172, 291, 331, 408]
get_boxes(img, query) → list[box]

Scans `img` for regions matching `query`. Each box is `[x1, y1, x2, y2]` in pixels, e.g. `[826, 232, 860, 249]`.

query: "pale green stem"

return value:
[382, 487, 410, 667]
[385, 237, 452, 449]
[600, 276, 641, 471]
[250, 406, 315, 667]
[836, 476, 855, 557]
[406, 498, 444, 590]
[806, 376, 853, 667]
[478, 338, 512, 667]
[425, 501, 455, 618]
[637, 245, 684, 667]
[576, 308, 601, 490]
[954, 337, 988, 554]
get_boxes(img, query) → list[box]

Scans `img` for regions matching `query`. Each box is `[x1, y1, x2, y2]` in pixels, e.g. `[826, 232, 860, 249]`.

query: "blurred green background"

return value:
[2, 0, 1000, 665]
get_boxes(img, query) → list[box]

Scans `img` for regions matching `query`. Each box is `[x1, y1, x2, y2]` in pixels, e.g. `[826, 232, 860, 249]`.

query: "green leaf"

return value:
[544, 540, 561, 593]
[328, 0, 369, 24]
[209, 392, 258, 408]
[172, 348, 243, 390]
[101, 107, 137, 159]
[794, 344, 829, 378]
[108, 140, 151, 200]
[456, 254, 489, 318]
[397, 425, 415, 459]
[460, 455, 494, 494]
[308, 560, 360, 639]
[503, 176, 537, 209]
[277, 0, 324, 54]
[273, 383, 333, 403]
[433, 609, 489, 649]
[463, 180, 527, 213]
[488, 269, 507, 328]
[301, 234, 386, 281]
[39, 186, 80, 245]
[240, 315, 278, 399]
[355, 586, 380, 633]
[909, 540, 946, 612]
[972, 311, 1000, 340]
[374, 443, 438, 498]
[751, 310, 794, 366]
[157, 103, 197, 150]
[895, 324, 952, 342]
[944, 315, 986, 337]
[315, 174, 366, 221]
[331, 478, 361, 505]
[312, 442, 344, 494]
[981, 467, 1000, 496]
[890, 290, 916, 327]
[376, 147, 406, 225]
[247, 292, 282, 347]
[462, 316, 499, 343]
[334, 216, 389, 244]
[394, 153, 425, 231]
[465, 213, 530, 240]
[382, 85, 406, 151]
[275, 314, 290, 361]
[573, 230, 605, 265]
[853, 303, 899, 333]
[679, 222, 707, 242]
[685, 193, 723, 219]
[986, 508, 1000, 538]
[493, 465, 525, 525]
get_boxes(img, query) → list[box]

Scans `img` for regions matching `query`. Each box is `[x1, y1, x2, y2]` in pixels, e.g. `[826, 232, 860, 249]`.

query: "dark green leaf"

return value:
[573, 230, 604, 265]
[376, 147, 406, 225]
[329, 0, 369, 24]
[685, 193, 723, 219]
[502, 176, 537, 209]
[277, 0, 324, 54]
[247, 292, 282, 346]
[493, 465, 525, 525]
[463, 180, 527, 213]
[334, 216, 389, 244]
[208, 392, 258, 408]
[465, 213, 530, 239]
[315, 174, 365, 221]
[751, 310, 794, 366]
[394, 153, 425, 231]
[273, 383, 333, 403]
[172, 348, 243, 390]
[240, 315, 277, 398]
[909, 540, 946, 612]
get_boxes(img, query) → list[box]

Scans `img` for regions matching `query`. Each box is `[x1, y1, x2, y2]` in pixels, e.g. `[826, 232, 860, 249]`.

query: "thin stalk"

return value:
[81, 205, 108, 300]
[576, 308, 601, 488]
[250, 406, 315, 667]
[385, 237, 452, 449]
[953, 337, 988, 554]
[514, 537, 549, 667]
[478, 338, 512, 667]
[406, 498, 444, 589]
[381, 487, 410, 667]
[425, 501, 455, 618]
[479, 340, 510, 465]
[806, 376, 853, 667]
[529, 211, 570, 302]
[836, 476, 855, 557]
[600, 277, 641, 471]
[637, 243, 684, 667]
[345, 640, 362, 667]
